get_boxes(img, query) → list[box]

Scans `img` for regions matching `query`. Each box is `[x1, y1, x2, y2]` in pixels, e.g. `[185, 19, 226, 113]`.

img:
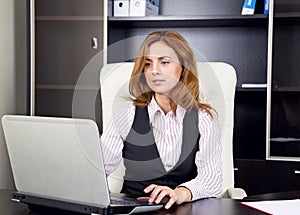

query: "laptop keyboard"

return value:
[110, 195, 147, 206]
[111, 199, 139, 205]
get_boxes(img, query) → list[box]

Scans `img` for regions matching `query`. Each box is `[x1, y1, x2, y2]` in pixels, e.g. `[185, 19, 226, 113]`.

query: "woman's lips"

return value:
[152, 79, 165, 84]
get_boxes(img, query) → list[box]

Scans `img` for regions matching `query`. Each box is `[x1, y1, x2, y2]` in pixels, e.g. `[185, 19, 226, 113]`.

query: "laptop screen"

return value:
[2, 115, 110, 207]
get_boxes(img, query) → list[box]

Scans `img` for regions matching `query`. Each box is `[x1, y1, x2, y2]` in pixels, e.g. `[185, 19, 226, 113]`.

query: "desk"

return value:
[244, 190, 300, 201]
[0, 189, 265, 215]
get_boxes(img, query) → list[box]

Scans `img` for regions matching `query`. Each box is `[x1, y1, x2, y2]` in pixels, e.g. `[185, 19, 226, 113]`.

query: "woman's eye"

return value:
[145, 62, 152, 67]
[161, 60, 170, 65]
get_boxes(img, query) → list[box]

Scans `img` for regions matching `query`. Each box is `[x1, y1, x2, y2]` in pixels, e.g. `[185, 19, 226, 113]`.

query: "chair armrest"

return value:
[227, 188, 247, 199]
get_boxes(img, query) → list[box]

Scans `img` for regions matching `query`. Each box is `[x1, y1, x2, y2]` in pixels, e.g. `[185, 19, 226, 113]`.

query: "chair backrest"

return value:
[100, 62, 237, 197]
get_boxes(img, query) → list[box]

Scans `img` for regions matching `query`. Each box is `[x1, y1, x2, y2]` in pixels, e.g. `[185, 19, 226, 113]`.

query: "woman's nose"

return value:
[151, 63, 160, 75]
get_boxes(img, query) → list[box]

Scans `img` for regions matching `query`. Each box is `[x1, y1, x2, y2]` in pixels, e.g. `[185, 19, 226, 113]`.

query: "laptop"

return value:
[2, 115, 163, 214]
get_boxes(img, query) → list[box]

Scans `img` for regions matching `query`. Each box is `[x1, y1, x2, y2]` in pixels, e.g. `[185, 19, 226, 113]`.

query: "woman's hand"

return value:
[143, 184, 192, 209]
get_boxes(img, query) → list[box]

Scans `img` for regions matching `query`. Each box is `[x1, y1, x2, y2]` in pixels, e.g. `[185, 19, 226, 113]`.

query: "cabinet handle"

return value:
[294, 170, 300, 174]
[234, 168, 239, 171]
[92, 37, 98, 50]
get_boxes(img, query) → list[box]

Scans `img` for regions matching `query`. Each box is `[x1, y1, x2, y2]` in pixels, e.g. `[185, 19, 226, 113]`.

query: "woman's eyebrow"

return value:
[146, 56, 171, 60]
[145, 56, 172, 62]
[158, 56, 171, 60]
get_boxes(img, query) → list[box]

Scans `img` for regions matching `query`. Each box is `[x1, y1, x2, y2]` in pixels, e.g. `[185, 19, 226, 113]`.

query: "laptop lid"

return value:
[2, 115, 110, 208]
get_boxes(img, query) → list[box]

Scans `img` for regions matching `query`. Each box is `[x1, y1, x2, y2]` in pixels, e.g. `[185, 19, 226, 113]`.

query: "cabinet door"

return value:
[234, 91, 266, 160]
[266, 161, 300, 193]
[234, 159, 266, 195]
[32, 0, 103, 127]
[268, 0, 300, 160]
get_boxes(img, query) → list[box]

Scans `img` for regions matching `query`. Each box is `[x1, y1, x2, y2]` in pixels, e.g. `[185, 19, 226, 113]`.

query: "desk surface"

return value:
[244, 190, 300, 201]
[0, 189, 266, 215]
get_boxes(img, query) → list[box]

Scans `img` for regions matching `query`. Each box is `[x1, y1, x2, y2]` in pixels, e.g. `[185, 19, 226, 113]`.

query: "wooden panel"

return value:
[266, 161, 300, 193]
[159, 0, 264, 16]
[234, 91, 267, 159]
[234, 159, 266, 195]
[108, 27, 267, 88]
[35, 89, 102, 131]
[35, 0, 103, 16]
[273, 25, 300, 89]
[35, 20, 103, 85]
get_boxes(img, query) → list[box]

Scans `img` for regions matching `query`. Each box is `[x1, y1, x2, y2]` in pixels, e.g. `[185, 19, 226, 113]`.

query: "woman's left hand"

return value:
[142, 184, 192, 209]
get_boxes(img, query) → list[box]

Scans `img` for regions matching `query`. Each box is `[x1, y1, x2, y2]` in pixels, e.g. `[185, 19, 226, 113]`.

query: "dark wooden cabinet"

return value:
[234, 159, 266, 196]
[264, 0, 300, 194]
[235, 0, 300, 196]
[266, 161, 300, 193]
[234, 91, 267, 160]
[268, 0, 300, 160]
[234, 160, 300, 195]
[30, 0, 104, 128]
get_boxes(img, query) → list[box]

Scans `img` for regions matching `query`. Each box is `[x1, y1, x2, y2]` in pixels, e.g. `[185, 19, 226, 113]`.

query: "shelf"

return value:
[36, 16, 104, 21]
[241, 83, 267, 88]
[275, 12, 300, 18]
[237, 83, 267, 91]
[36, 84, 99, 90]
[108, 14, 268, 28]
[272, 86, 300, 92]
[236, 87, 267, 92]
[274, 13, 300, 25]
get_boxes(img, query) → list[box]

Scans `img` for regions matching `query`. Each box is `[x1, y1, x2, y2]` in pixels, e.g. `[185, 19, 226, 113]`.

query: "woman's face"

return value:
[144, 41, 183, 95]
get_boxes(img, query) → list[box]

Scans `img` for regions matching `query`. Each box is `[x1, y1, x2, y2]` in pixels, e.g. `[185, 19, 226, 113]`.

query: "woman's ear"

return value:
[180, 67, 185, 81]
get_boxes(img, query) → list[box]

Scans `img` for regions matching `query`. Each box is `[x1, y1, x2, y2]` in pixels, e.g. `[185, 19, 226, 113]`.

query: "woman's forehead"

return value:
[146, 41, 179, 60]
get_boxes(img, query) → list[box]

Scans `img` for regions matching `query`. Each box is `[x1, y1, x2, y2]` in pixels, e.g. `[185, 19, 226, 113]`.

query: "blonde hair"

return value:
[128, 30, 212, 116]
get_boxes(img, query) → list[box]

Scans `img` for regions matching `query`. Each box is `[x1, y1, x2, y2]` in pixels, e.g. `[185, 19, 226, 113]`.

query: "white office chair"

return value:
[100, 62, 247, 199]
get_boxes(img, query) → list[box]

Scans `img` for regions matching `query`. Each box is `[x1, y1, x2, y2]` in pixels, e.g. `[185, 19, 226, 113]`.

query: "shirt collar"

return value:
[148, 96, 186, 124]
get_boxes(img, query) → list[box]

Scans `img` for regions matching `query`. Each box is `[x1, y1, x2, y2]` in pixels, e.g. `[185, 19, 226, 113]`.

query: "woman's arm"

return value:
[179, 110, 223, 200]
[142, 109, 222, 208]
[100, 101, 135, 175]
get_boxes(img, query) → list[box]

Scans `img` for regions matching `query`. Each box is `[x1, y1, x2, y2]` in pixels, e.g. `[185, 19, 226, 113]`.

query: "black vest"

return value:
[121, 106, 200, 195]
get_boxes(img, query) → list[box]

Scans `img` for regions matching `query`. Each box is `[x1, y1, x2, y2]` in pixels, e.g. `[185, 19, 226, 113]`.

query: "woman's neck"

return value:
[154, 93, 174, 114]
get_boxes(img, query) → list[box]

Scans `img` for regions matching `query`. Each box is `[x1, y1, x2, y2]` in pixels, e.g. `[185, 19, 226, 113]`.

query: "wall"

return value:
[0, 0, 27, 189]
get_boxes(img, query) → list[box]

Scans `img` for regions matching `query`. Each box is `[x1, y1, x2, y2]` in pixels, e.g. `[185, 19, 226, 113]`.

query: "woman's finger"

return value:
[154, 188, 171, 204]
[149, 186, 163, 202]
[143, 184, 157, 193]
[165, 197, 176, 209]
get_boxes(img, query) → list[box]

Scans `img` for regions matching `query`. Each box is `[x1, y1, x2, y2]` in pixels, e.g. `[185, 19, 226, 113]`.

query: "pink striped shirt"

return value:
[101, 97, 223, 200]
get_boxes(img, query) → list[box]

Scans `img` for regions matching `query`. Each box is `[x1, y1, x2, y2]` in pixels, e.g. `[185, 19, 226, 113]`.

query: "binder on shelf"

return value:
[146, 0, 160, 16]
[130, 0, 146, 16]
[108, 0, 113, 17]
[241, 0, 257, 15]
[113, 0, 129, 17]
[129, 0, 160, 17]
[264, 0, 269, 14]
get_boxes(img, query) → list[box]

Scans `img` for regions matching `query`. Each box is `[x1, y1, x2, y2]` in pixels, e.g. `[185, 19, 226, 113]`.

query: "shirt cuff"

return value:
[178, 181, 207, 201]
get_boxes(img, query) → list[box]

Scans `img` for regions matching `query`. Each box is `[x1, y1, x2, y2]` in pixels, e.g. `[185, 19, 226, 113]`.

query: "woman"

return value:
[101, 30, 222, 209]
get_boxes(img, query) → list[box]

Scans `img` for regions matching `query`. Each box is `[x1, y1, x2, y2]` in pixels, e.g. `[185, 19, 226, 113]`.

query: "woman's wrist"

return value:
[176, 186, 193, 202]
